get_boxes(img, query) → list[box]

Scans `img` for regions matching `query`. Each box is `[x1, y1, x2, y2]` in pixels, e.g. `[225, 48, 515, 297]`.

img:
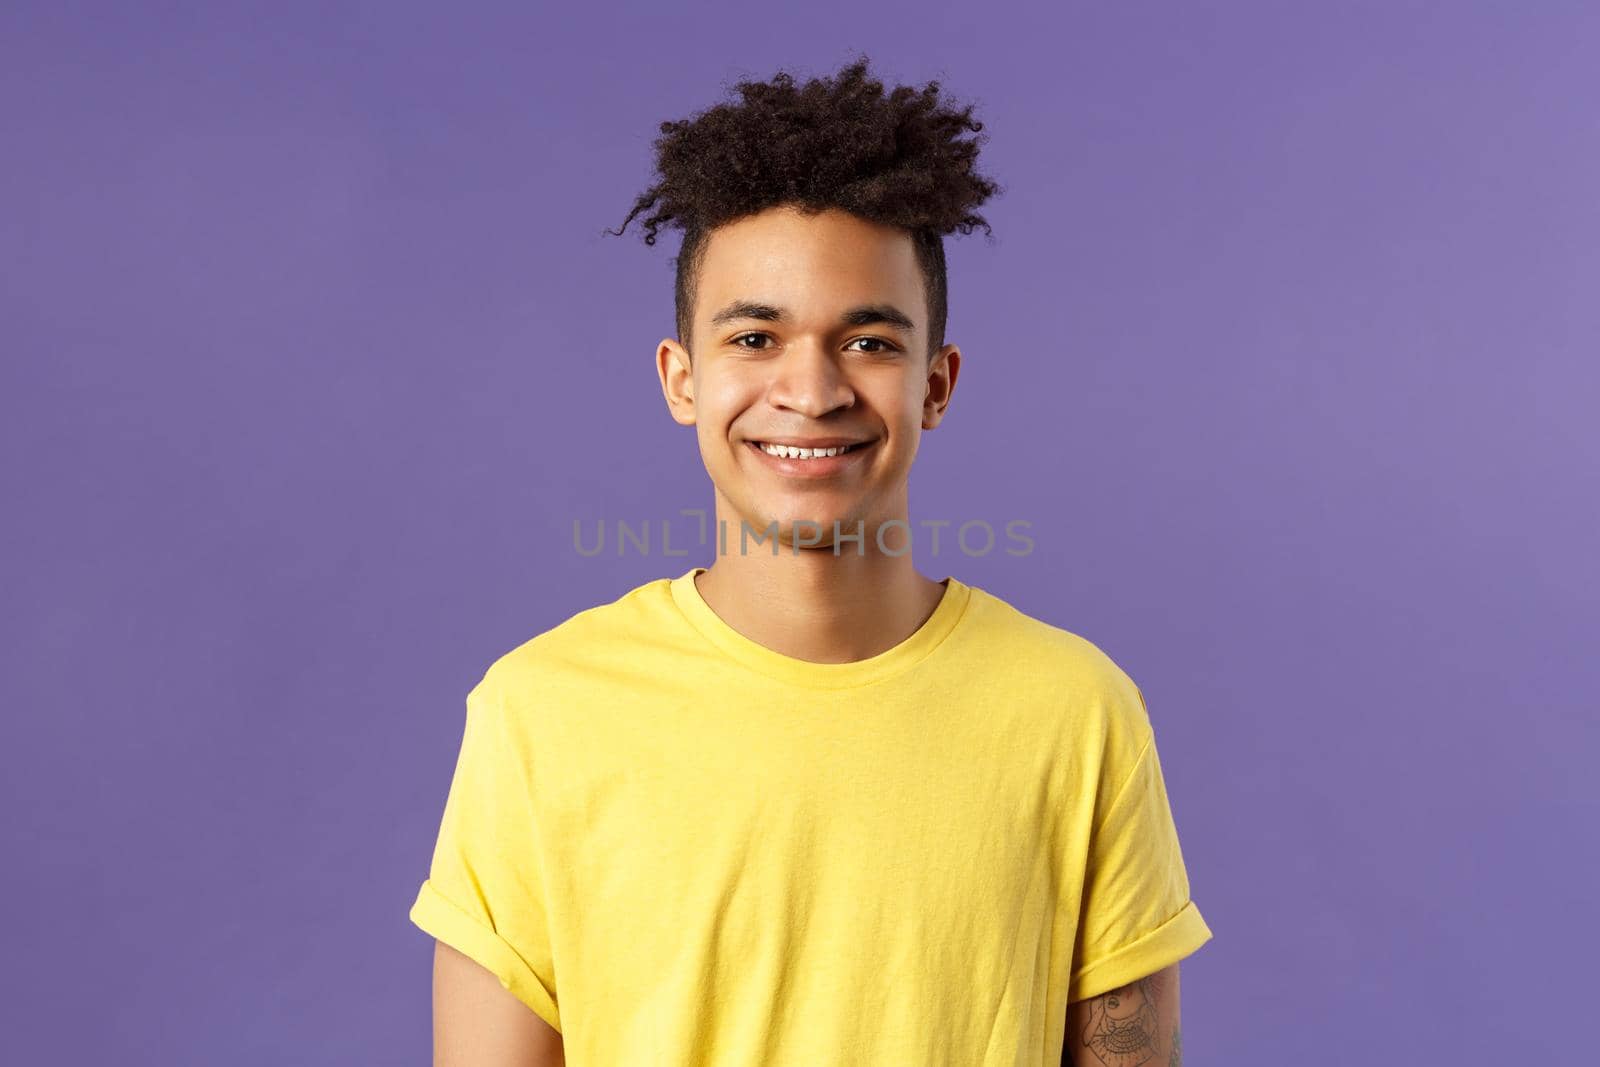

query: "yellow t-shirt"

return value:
[409, 567, 1212, 1064]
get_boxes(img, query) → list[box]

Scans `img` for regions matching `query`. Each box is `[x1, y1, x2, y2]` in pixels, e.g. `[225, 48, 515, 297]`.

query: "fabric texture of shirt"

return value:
[408, 566, 1212, 1065]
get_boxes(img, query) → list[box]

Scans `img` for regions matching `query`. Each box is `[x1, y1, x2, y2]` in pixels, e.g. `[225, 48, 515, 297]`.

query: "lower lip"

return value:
[746, 440, 874, 478]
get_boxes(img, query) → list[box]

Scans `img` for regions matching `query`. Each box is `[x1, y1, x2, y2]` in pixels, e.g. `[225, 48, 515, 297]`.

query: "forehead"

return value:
[696, 206, 923, 319]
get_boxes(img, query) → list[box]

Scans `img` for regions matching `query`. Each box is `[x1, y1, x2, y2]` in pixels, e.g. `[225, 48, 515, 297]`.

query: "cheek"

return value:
[696, 375, 760, 431]
[880, 390, 927, 444]
[695, 422, 736, 466]
[874, 376, 929, 425]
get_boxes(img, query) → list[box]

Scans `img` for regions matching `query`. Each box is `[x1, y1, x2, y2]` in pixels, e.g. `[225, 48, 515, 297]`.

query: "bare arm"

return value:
[1064, 961, 1181, 1067]
[432, 940, 565, 1067]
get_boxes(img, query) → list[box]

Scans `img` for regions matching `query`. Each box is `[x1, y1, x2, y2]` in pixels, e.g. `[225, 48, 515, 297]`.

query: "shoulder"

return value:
[476, 574, 682, 706]
[962, 582, 1155, 743]
[953, 579, 1158, 780]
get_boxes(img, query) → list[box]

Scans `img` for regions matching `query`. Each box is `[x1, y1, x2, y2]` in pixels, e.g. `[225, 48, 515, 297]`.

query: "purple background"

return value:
[4, 3, 1596, 1062]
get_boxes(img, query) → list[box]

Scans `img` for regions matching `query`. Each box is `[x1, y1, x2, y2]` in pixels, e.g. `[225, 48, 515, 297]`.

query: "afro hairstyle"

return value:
[604, 54, 1003, 361]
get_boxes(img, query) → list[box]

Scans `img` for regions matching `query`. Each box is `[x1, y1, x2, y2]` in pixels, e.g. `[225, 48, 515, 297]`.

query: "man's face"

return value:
[657, 204, 960, 552]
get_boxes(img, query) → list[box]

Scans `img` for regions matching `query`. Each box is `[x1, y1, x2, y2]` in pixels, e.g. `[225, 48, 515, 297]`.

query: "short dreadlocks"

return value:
[605, 55, 1003, 361]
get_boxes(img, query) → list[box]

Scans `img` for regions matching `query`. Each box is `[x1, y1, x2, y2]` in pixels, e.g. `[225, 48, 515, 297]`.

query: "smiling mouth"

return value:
[747, 440, 872, 459]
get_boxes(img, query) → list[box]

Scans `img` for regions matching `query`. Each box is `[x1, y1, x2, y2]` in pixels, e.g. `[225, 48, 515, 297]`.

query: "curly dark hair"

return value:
[604, 55, 1003, 361]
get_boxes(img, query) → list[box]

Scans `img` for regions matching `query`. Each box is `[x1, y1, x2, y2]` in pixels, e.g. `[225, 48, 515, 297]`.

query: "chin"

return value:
[729, 507, 860, 549]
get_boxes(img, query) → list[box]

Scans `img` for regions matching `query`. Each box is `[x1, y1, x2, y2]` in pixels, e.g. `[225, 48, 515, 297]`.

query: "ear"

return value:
[922, 344, 961, 430]
[657, 338, 697, 427]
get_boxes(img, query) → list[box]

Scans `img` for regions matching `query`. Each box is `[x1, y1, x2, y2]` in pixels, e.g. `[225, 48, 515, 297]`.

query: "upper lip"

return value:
[748, 436, 873, 448]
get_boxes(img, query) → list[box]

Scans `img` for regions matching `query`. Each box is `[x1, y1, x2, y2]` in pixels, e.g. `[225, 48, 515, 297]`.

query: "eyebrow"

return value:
[708, 300, 917, 335]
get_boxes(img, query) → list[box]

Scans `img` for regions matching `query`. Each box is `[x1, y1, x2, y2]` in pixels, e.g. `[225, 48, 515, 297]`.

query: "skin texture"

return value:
[1064, 962, 1182, 1067]
[656, 202, 962, 665]
[431, 941, 564, 1066]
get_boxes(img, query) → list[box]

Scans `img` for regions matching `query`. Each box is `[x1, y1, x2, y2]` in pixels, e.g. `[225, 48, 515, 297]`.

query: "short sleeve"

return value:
[408, 669, 561, 1032]
[1067, 702, 1213, 1003]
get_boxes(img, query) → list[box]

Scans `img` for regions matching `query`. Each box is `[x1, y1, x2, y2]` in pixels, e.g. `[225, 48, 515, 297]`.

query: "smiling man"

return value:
[409, 56, 1212, 1066]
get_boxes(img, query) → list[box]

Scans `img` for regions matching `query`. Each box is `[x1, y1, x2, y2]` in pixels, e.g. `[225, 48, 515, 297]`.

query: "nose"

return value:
[765, 340, 856, 418]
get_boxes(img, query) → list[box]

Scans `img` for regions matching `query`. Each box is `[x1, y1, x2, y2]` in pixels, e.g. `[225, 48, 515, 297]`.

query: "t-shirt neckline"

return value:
[668, 566, 973, 690]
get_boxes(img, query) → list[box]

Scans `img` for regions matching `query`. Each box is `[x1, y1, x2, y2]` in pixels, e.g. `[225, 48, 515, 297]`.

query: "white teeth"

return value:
[757, 442, 856, 459]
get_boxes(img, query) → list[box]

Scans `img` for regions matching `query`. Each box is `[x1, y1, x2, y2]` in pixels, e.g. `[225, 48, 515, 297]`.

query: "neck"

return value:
[693, 507, 948, 665]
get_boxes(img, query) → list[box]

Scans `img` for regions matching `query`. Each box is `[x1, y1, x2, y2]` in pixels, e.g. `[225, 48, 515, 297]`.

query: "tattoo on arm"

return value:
[1075, 970, 1173, 1067]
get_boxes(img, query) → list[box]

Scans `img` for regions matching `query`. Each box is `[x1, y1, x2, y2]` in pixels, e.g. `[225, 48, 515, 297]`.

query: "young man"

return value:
[410, 57, 1212, 1066]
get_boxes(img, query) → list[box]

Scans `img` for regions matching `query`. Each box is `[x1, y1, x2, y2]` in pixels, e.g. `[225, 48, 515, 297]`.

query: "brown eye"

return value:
[732, 332, 769, 349]
[850, 336, 897, 354]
